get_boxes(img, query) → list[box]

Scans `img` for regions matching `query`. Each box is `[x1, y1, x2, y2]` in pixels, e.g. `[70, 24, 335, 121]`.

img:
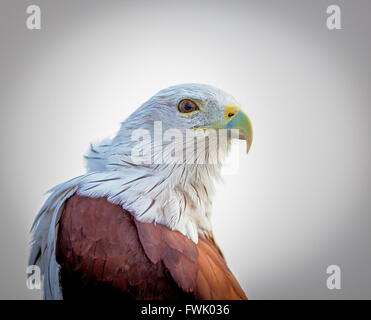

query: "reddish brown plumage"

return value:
[56, 194, 247, 300]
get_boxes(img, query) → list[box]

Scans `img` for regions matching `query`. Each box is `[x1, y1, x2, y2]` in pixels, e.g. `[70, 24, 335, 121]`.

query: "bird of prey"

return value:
[29, 83, 253, 300]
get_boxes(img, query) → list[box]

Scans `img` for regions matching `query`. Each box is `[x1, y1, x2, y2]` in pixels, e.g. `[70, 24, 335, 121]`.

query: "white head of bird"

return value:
[80, 83, 253, 242]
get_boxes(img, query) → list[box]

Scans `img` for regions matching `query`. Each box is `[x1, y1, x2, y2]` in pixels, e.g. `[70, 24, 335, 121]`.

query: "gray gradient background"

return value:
[0, 0, 370, 299]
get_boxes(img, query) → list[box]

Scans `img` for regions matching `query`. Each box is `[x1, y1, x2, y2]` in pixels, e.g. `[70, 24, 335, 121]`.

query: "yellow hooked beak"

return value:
[193, 104, 253, 153]
[197, 105, 253, 153]
[223, 105, 253, 153]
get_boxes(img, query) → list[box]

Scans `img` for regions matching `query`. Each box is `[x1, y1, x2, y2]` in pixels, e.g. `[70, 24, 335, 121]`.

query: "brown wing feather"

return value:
[56, 194, 247, 300]
[195, 237, 247, 299]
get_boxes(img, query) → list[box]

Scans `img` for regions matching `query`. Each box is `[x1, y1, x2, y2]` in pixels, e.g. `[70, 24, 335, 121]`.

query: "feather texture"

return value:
[56, 194, 247, 300]
[29, 83, 248, 299]
[29, 176, 83, 299]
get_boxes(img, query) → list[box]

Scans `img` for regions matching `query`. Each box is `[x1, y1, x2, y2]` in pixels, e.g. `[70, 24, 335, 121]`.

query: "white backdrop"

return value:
[0, 0, 370, 299]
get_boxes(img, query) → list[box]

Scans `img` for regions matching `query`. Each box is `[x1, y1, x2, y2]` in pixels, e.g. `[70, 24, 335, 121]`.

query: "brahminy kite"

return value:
[29, 83, 253, 300]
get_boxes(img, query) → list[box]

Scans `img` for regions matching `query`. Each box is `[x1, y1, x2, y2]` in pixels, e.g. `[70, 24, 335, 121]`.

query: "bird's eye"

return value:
[177, 99, 199, 113]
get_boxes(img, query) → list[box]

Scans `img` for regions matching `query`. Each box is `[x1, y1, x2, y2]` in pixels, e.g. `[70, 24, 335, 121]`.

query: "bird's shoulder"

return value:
[56, 194, 246, 300]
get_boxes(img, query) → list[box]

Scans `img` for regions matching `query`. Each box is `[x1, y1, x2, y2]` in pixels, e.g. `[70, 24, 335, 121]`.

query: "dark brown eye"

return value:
[178, 99, 199, 113]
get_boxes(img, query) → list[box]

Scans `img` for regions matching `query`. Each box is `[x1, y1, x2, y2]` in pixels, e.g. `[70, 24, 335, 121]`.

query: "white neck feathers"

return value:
[78, 129, 230, 243]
